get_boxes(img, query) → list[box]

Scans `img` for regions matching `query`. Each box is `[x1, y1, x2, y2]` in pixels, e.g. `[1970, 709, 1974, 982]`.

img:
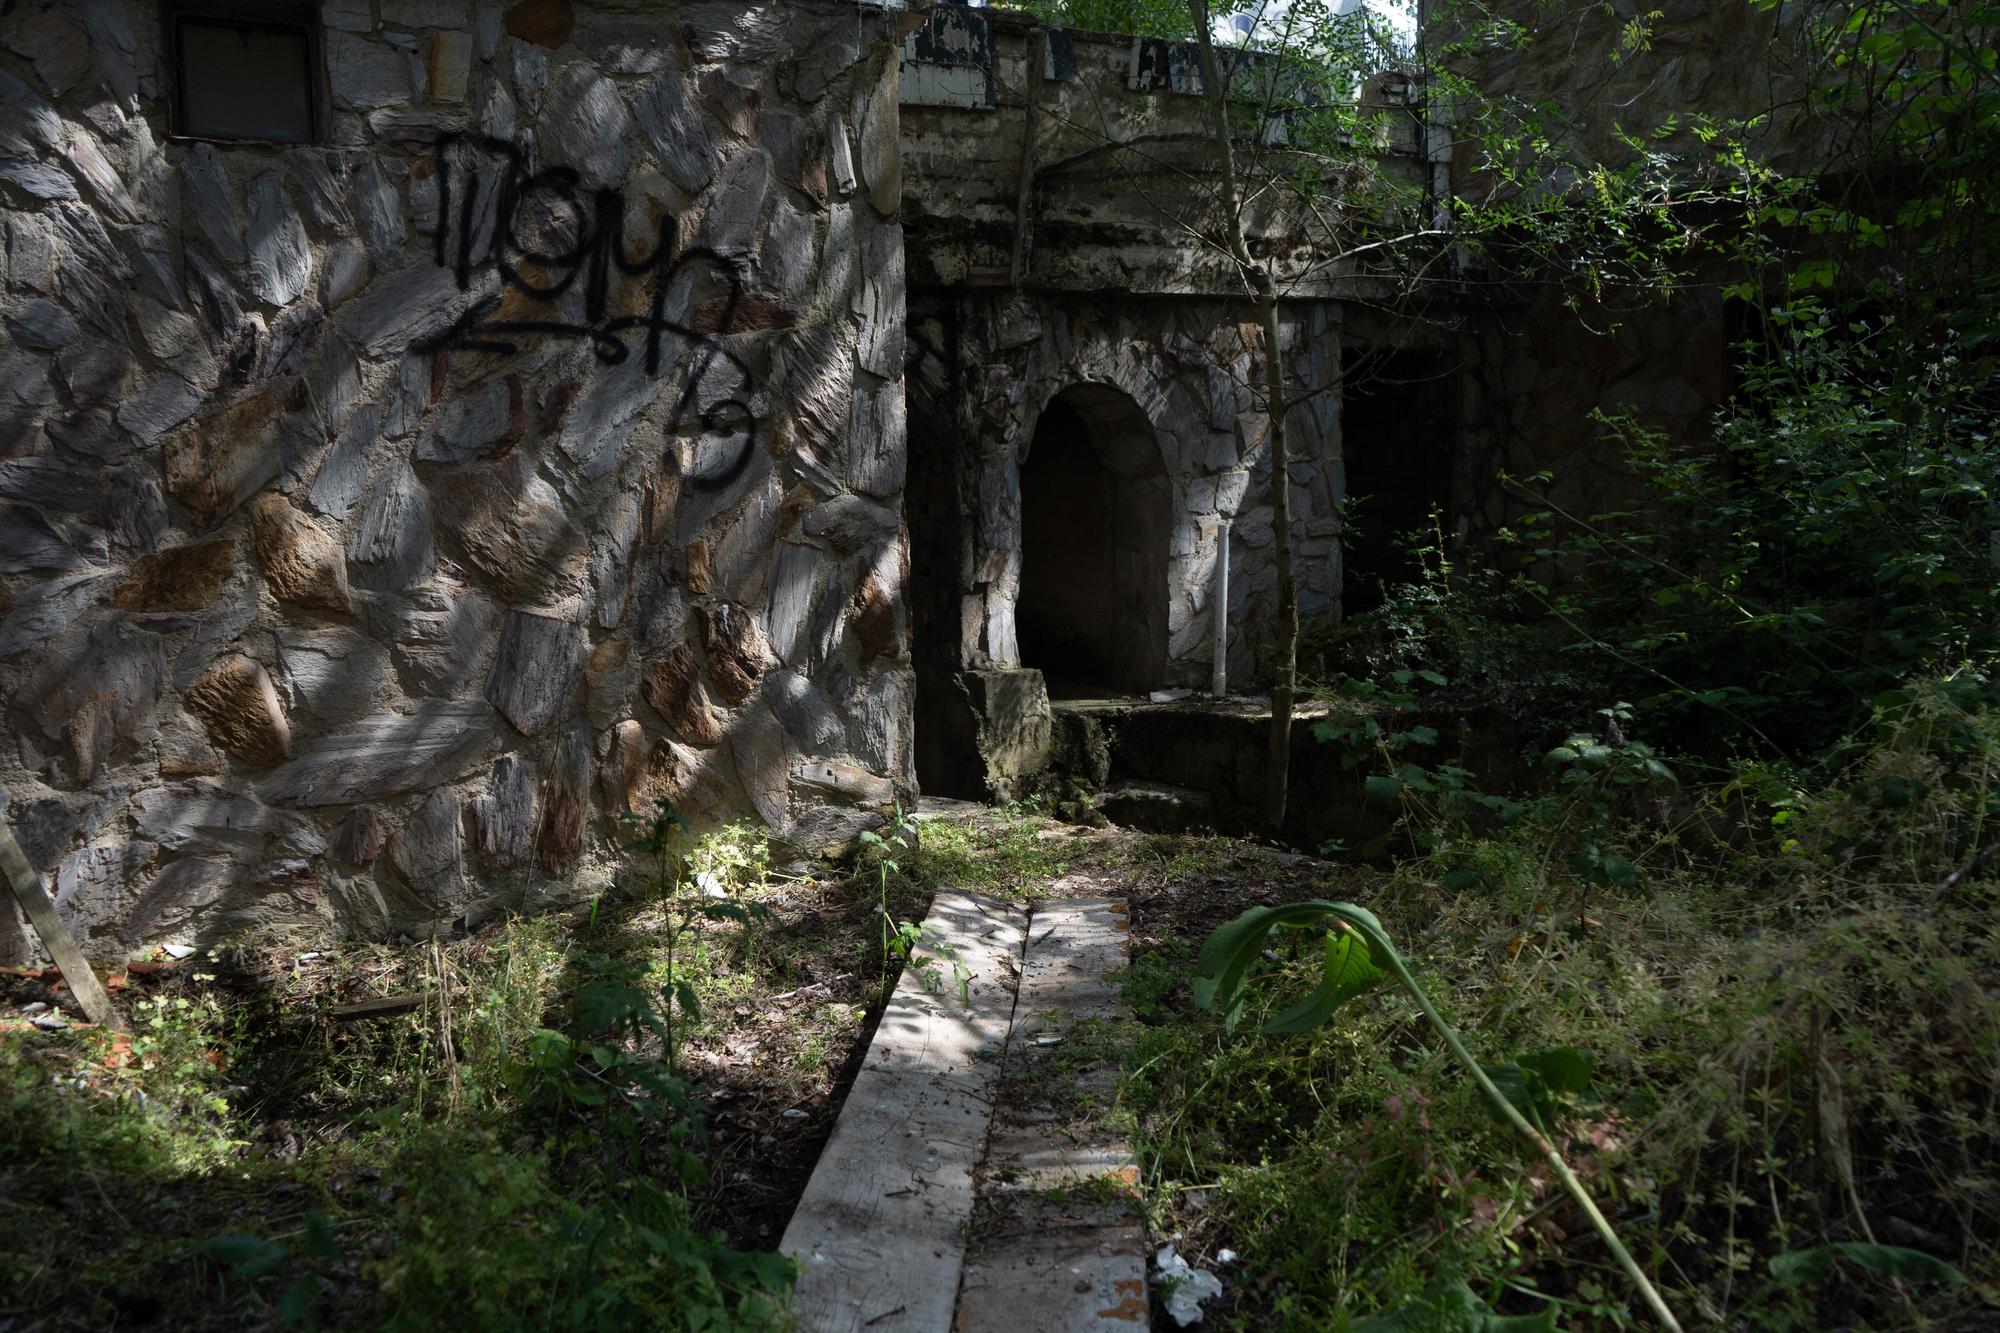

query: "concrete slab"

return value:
[954, 897, 1148, 1332]
[782, 891, 1027, 1333]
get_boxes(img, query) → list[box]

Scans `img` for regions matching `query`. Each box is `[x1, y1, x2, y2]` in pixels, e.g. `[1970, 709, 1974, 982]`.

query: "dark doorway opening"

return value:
[1018, 384, 1169, 694]
[1339, 349, 1456, 616]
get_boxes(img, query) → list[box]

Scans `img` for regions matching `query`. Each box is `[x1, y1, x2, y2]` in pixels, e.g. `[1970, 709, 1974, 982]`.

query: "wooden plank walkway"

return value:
[781, 891, 1027, 1333]
[781, 893, 1148, 1332]
[955, 898, 1147, 1332]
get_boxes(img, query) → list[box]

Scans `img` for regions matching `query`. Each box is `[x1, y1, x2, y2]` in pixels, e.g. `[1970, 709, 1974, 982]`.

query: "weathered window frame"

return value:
[162, 0, 329, 144]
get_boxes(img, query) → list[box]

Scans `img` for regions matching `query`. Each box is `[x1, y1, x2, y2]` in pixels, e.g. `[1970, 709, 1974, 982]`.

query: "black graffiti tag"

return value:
[418, 132, 758, 493]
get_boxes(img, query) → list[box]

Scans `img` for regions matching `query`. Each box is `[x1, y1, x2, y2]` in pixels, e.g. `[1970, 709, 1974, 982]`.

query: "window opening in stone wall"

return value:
[166, 2, 322, 143]
[1018, 384, 1170, 695]
[1338, 348, 1455, 616]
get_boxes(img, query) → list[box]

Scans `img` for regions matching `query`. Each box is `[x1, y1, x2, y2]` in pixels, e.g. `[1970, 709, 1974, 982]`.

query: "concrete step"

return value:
[1096, 780, 1213, 834]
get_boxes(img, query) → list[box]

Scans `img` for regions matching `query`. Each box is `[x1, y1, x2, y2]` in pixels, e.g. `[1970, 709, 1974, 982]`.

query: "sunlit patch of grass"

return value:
[910, 806, 1079, 899]
[1120, 832, 1249, 884]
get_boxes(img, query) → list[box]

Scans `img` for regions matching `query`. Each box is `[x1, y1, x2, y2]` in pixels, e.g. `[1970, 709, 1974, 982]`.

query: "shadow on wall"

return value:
[0, 8, 915, 958]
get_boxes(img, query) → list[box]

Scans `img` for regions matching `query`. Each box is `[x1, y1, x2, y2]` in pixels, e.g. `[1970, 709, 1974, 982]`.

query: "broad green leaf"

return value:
[198, 1234, 290, 1278]
[529, 1028, 575, 1069]
[1262, 929, 1386, 1034]
[1769, 1243, 1966, 1286]
[1519, 1046, 1595, 1096]
[1482, 1062, 1545, 1129]
[1351, 1275, 1560, 1332]
[277, 1275, 321, 1327]
[1194, 901, 1362, 1032]
[300, 1210, 341, 1263]
[1364, 774, 1406, 806]
[1488, 1047, 1595, 1131]
[1324, 903, 1398, 965]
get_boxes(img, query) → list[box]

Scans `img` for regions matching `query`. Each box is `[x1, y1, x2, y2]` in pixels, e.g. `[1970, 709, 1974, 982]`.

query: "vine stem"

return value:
[1358, 925, 1686, 1333]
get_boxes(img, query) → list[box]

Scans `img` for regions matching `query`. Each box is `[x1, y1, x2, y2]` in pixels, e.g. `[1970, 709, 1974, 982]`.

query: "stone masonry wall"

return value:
[0, 0, 914, 959]
[907, 290, 1343, 694]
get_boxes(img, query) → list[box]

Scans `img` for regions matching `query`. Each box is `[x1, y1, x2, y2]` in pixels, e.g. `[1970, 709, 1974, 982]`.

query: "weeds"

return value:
[0, 811, 864, 1331]
[860, 806, 973, 1004]
[619, 799, 769, 1072]
[1111, 680, 2000, 1329]
[1192, 899, 1683, 1329]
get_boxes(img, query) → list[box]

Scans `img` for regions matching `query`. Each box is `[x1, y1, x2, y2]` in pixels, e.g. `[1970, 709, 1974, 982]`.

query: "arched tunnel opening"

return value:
[1017, 384, 1169, 696]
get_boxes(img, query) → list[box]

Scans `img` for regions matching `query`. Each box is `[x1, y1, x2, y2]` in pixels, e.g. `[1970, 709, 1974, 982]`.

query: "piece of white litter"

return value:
[1148, 688, 1196, 703]
[782, 1108, 808, 1119]
[1216, 1249, 1239, 1265]
[163, 943, 198, 959]
[1153, 1243, 1224, 1326]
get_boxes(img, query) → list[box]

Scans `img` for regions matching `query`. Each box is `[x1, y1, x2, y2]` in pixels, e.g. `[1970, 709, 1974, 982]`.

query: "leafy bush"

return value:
[379, 1126, 789, 1332]
[1507, 321, 1998, 761]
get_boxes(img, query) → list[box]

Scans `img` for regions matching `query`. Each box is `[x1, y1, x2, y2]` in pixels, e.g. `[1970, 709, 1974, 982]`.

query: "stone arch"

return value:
[1015, 381, 1171, 693]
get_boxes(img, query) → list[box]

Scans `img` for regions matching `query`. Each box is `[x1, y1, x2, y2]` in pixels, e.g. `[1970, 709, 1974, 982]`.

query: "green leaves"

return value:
[1364, 773, 1407, 806]
[1351, 1274, 1559, 1332]
[1262, 928, 1387, 1033]
[1193, 901, 1394, 1034]
[199, 1233, 290, 1279]
[198, 1216, 344, 1329]
[673, 979, 702, 1023]
[1768, 1242, 1967, 1286]
[1482, 1046, 1596, 1132]
[1192, 900, 1677, 1325]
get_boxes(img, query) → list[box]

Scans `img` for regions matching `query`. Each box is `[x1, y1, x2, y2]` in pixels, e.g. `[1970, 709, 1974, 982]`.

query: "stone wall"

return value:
[1452, 283, 1731, 542]
[900, 4, 1427, 296]
[894, 7, 1374, 791]
[1438, 0, 1825, 179]
[0, 0, 915, 958]
[1438, 0, 1841, 541]
[906, 289, 1344, 695]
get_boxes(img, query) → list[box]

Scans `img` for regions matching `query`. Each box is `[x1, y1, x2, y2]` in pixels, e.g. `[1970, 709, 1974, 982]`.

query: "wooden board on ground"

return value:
[955, 897, 1148, 1333]
[781, 891, 1026, 1333]
[328, 992, 429, 1020]
[954, 1200, 1150, 1332]
[0, 808, 121, 1029]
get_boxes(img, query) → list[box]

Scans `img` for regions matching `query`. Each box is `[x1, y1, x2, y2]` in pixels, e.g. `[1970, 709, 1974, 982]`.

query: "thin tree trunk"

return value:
[1188, 1, 1297, 840]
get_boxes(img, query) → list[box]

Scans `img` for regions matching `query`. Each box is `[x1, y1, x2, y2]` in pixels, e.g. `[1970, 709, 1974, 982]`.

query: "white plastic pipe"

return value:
[1211, 528, 1229, 699]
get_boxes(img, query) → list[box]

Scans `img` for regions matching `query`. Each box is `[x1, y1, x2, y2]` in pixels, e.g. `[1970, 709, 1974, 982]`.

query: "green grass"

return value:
[1107, 794, 2000, 1329]
[909, 804, 1079, 898]
[0, 818, 890, 1332]
[11, 701, 1996, 1332]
